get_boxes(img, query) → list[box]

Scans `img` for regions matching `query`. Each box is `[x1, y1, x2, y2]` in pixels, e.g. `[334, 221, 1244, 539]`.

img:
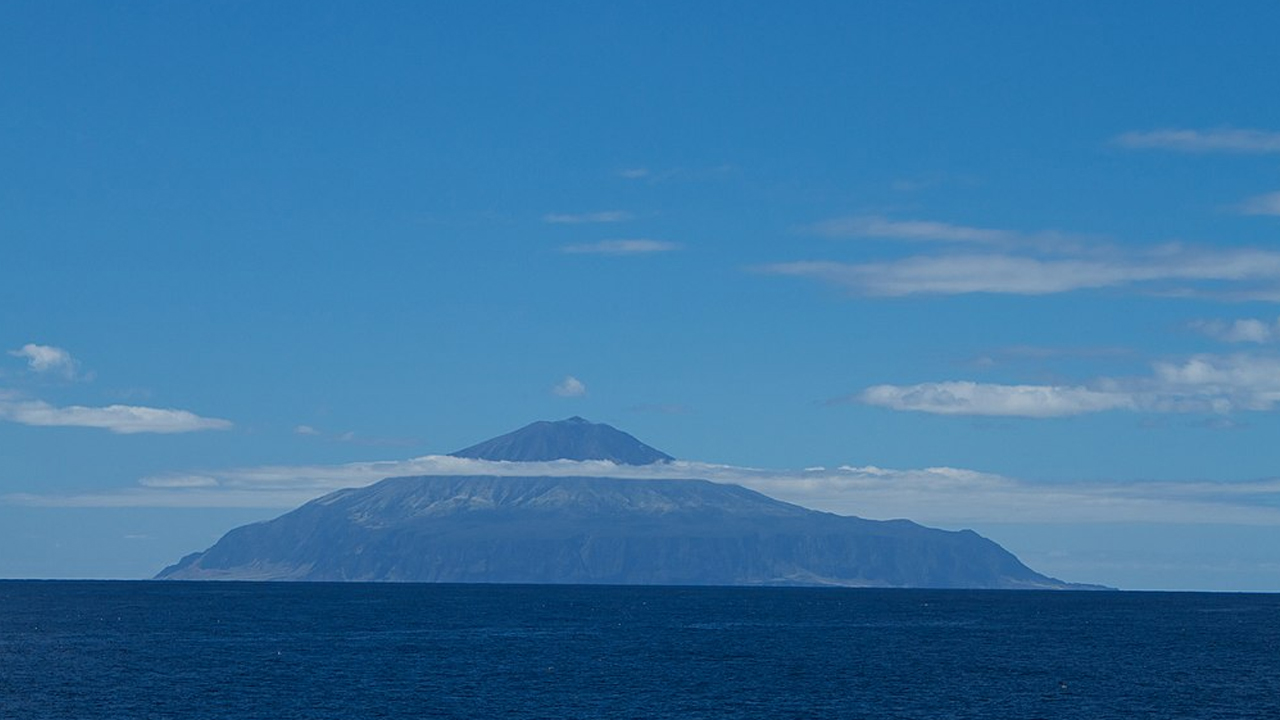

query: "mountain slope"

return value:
[450, 416, 674, 464]
[156, 474, 1094, 589]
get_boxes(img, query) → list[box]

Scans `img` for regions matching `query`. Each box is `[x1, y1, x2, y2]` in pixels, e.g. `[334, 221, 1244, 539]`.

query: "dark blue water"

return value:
[2, 582, 1277, 719]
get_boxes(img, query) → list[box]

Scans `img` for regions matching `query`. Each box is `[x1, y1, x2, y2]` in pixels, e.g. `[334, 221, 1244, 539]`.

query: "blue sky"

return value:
[4, 2, 1280, 590]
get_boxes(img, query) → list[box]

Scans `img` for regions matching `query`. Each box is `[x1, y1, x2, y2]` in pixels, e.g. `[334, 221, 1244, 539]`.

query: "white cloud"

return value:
[7, 454, 1280, 528]
[8, 344, 78, 378]
[560, 239, 680, 255]
[1114, 128, 1280, 154]
[760, 245, 1280, 297]
[552, 376, 587, 397]
[860, 382, 1135, 417]
[0, 397, 232, 434]
[617, 168, 650, 179]
[543, 210, 634, 224]
[294, 424, 321, 436]
[1149, 354, 1280, 412]
[1236, 191, 1280, 216]
[1190, 317, 1280, 344]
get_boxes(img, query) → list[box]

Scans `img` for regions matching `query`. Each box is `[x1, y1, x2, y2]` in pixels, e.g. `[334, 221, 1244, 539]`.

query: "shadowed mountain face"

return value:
[450, 417, 674, 465]
[156, 418, 1103, 589]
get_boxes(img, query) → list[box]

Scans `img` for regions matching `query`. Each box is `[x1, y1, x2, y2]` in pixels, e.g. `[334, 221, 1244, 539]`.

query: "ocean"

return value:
[2, 581, 1277, 719]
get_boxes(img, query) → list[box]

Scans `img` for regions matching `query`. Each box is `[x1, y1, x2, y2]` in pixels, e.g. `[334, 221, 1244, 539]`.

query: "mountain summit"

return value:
[450, 416, 674, 465]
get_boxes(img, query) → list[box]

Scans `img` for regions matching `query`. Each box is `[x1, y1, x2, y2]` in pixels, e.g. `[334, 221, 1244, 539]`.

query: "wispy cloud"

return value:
[761, 256, 1104, 296]
[856, 353, 1280, 418]
[1190, 317, 1280, 344]
[614, 164, 735, 183]
[1236, 191, 1280, 216]
[1114, 128, 1280, 154]
[808, 215, 1016, 244]
[7, 455, 1280, 527]
[560, 239, 680, 256]
[0, 396, 232, 434]
[761, 244, 1280, 298]
[543, 210, 634, 224]
[552, 375, 587, 397]
[804, 215, 1092, 254]
[8, 344, 80, 379]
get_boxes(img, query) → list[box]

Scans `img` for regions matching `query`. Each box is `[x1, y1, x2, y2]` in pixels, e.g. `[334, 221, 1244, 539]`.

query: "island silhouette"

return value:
[157, 417, 1104, 589]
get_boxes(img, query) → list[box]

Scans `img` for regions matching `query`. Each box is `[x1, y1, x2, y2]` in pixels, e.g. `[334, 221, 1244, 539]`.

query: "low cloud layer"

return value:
[7, 455, 1280, 528]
